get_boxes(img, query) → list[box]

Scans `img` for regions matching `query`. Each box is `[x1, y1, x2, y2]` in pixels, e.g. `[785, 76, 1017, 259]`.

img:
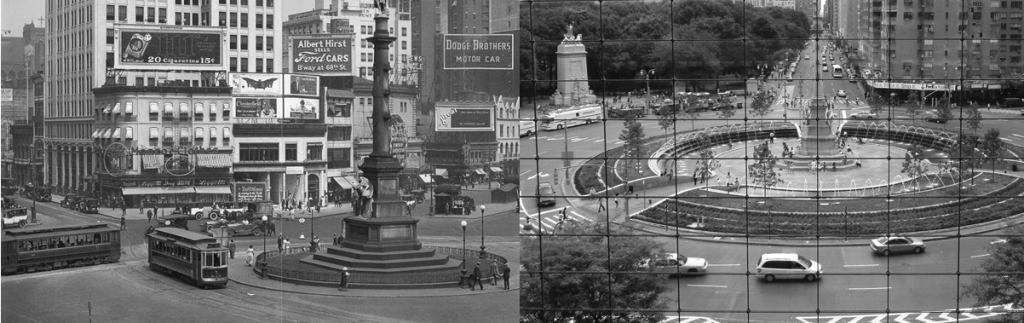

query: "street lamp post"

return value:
[479, 205, 486, 256]
[262, 215, 268, 253]
[460, 220, 468, 286]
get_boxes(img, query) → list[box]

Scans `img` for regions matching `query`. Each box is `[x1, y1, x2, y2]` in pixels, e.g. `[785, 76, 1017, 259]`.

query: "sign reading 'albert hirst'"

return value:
[443, 34, 514, 70]
[291, 36, 353, 74]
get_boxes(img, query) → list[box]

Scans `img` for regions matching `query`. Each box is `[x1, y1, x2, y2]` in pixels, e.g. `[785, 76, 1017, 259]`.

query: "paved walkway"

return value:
[226, 237, 520, 297]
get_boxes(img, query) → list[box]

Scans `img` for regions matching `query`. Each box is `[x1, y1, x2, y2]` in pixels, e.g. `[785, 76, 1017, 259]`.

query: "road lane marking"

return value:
[970, 254, 990, 258]
[686, 284, 727, 288]
[520, 170, 532, 176]
[706, 264, 741, 267]
[991, 239, 1007, 244]
[844, 264, 880, 267]
[848, 287, 892, 290]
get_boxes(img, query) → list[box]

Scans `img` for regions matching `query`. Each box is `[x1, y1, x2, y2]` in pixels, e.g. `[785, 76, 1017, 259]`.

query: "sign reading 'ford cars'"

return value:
[290, 35, 353, 74]
[443, 34, 514, 70]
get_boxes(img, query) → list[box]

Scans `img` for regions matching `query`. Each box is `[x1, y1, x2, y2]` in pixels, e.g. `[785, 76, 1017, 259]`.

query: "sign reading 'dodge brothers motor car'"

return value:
[291, 35, 352, 74]
[443, 34, 514, 70]
[434, 107, 493, 132]
[233, 182, 267, 202]
[116, 29, 224, 70]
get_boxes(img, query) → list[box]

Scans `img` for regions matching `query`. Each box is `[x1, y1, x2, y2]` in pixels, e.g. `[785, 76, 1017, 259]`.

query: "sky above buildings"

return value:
[0, 0, 319, 36]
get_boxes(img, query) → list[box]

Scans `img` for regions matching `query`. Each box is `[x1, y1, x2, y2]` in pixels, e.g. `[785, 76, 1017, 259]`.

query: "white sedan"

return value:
[850, 112, 878, 119]
[837, 90, 847, 98]
[639, 253, 708, 276]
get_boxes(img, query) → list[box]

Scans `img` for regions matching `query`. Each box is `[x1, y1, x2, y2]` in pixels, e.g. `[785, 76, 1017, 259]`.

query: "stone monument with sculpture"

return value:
[552, 23, 597, 106]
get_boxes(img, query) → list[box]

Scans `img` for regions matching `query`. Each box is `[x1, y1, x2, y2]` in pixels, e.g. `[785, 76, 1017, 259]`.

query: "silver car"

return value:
[850, 112, 878, 119]
[869, 236, 926, 256]
[639, 253, 708, 276]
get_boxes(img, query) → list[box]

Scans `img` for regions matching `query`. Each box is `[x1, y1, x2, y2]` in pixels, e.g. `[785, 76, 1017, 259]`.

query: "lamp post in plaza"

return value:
[261, 215, 268, 254]
[479, 205, 486, 256]
[461, 220, 468, 273]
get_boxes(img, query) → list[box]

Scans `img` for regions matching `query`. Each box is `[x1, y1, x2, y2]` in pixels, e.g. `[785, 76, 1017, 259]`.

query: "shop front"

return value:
[99, 177, 233, 208]
[233, 165, 327, 207]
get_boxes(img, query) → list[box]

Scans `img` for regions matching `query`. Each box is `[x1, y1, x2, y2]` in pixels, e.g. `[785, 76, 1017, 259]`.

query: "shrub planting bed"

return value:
[637, 174, 1024, 235]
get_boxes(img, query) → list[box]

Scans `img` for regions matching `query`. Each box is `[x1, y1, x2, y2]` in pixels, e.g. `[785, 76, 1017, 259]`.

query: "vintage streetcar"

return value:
[147, 227, 228, 288]
[1, 223, 121, 275]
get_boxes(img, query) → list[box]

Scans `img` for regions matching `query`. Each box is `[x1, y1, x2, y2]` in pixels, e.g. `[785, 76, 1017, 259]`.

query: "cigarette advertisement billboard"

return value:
[233, 98, 281, 118]
[434, 106, 494, 132]
[115, 27, 226, 71]
[290, 35, 353, 74]
[229, 73, 284, 96]
[232, 182, 267, 202]
[283, 98, 319, 119]
[443, 34, 514, 70]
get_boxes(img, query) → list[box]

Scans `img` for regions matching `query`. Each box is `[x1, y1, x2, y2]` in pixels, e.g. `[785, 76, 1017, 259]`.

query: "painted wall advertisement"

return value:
[115, 27, 225, 70]
[283, 98, 319, 119]
[290, 35, 353, 74]
[234, 98, 281, 118]
[233, 182, 267, 202]
[434, 106, 494, 132]
[229, 73, 284, 96]
[443, 34, 514, 70]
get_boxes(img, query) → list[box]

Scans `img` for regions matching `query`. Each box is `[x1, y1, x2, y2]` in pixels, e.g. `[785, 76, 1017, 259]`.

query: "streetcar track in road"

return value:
[686, 284, 728, 289]
[706, 264, 741, 267]
[843, 264, 879, 267]
[848, 287, 892, 291]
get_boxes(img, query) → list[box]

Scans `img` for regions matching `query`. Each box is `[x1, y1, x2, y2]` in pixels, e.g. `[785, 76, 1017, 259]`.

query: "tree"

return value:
[965, 103, 984, 133]
[693, 132, 722, 195]
[934, 95, 955, 129]
[679, 96, 702, 130]
[960, 224, 1024, 323]
[900, 144, 929, 193]
[619, 113, 647, 179]
[942, 133, 982, 184]
[520, 221, 668, 323]
[981, 128, 1005, 180]
[749, 91, 773, 122]
[865, 92, 887, 116]
[716, 104, 736, 125]
[904, 92, 923, 126]
[657, 104, 676, 137]
[747, 142, 783, 200]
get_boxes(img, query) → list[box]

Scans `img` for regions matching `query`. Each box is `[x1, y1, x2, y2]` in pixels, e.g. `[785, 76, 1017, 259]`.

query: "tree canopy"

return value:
[961, 224, 1024, 323]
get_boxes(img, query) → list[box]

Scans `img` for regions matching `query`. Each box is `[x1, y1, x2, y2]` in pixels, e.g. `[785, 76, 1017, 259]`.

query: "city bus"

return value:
[539, 104, 603, 131]
[832, 65, 843, 78]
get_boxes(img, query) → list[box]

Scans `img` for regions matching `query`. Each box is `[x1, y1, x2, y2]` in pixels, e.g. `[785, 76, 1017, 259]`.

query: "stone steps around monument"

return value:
[325, 244, 439, 261]
[302, 254, 461, 274]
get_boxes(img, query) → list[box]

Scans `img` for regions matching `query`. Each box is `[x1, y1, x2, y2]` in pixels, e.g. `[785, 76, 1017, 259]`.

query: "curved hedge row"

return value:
[637, 177, 1024, 235]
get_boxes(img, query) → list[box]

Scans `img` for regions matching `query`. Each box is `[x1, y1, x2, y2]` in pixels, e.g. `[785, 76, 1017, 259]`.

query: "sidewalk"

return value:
[226, 236, 520, 297]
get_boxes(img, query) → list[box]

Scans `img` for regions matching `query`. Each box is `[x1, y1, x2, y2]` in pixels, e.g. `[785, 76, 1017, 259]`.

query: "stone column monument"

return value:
[553, 23, 596, 106]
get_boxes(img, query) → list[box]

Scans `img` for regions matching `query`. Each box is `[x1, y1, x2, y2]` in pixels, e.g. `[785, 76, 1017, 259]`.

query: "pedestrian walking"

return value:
[284, 237, 291, 254]
[473, 263, 484, 290]
[614, 194, 620, 210]
[228, 239, 236, 259]
[561, 207, 568, 222]
[146, 209, 153, 222]
[693, 172, 698, 185]
[277, 233, 284, 251]
[597, 196, 606, 213]
[338, 267, 350, 291]
[245, 245, 255, 266]
[121, 206, 127, 217]
[315, 198, 321, 213]
[268, 221, 276, 236]
[120, 215, 126, 231]
[502, 263, 511, 290]
[491, 261, 500, 286]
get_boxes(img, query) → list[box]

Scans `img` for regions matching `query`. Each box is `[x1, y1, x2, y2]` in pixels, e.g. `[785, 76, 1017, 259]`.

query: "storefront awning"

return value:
[196, 154, 232, 167]
[330, 177, 354, 189]
[194, 186, 231, 194]
[489, 167, 503, 173]
[122, 186, 195, 195]
[435, 168, 448, 178]
[474, 168, 487, 175]
[112, 128, 122, 140]
[92, 128, 101, 138]
[343, 176, 359, 187]
[102, 103, 112, 114]
[418, 174, 433, 184]
[111, 103, 121, 114]
[142, 155, 165, 169]
[988, 84, 1002, 90]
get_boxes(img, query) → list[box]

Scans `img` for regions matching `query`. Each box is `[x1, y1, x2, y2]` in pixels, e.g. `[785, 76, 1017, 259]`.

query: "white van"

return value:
[519, 120, 536, 137]
[756, 253, 823, 282]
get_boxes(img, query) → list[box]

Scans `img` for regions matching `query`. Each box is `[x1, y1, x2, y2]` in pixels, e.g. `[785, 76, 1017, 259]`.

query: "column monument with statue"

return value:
[552, 23, 597, 106]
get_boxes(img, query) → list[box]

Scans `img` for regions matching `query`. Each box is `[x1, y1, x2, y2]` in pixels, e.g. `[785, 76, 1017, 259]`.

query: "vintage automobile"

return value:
[78, 198, 99, 214]
[212, 202, 252, 221]
[203, 219, 267, 237]
[156, 214, 191, 231]
[60, 194, 82, 210]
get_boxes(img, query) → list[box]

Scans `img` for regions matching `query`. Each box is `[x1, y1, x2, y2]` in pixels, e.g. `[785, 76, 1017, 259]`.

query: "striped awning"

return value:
[222, 127, 231, 138]
[194, 103, 205, 115]
[163, 128, 174, 138]
[474, 168, 487, 175]
[194, 186, 231, 194]
[418, 174, 433, 184]
[92, 128, 101, 138]
[165, 103, 175, 115]
[180, 102, 191, 115]
[111, 103, 121, 114]
[104, 128, 114, 139]
[435, 168, 448, 178]
[112, 128, 122, 140]
[196, 154, 232, 167]
[122, 186, 194, 195]
[142, 155, 165, 169]
[489, 166, 503, 173]
[102, 103, 112, 114]
[330, 177, 354, 189]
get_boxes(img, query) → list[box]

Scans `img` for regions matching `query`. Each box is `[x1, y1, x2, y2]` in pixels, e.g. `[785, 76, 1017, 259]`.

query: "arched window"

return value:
[194, 127, 205, 146]
[194, 102, 205, 122]
[222, 127, 231, 146]
[209, 127, 219, 147]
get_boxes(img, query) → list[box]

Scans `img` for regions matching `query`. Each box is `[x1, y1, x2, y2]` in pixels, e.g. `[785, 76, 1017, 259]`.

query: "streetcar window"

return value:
[214, 252, 222, 266]
[94, 233, 102, 243]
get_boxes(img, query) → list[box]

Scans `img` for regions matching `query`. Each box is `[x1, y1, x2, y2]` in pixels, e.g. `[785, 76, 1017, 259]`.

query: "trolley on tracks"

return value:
[146, 227, 228, 288]
[1, 222, 121, 275]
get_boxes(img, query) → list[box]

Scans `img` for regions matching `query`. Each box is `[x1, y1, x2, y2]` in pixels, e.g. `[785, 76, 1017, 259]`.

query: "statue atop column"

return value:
[563, 22, 582, 42]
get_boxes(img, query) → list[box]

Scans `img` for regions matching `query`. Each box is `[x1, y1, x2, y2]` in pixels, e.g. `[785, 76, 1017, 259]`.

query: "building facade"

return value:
[494, 95, 519, 178]
[3, 23, 47, 185]
[43, 0, 282, 195]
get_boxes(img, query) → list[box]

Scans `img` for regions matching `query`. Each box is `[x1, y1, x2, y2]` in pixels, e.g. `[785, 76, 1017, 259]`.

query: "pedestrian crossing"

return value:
[660, 316, 721, 323]
[520, 207, 595, 234]
[794, 303, 1016, 323]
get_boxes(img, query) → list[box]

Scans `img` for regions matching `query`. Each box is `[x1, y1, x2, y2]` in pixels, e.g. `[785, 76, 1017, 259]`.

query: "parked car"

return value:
[79, 198, 99, 214]
[998, 97, 1023, 109]
[850, 112, 878, 119]
[537, 182, 556, 207]
[60, 194, 82, 209]
[756, 253, 823, 282]
[203, 219, 268, 237]
[869, 236, 926, 256]
[639, 253, 708, 276]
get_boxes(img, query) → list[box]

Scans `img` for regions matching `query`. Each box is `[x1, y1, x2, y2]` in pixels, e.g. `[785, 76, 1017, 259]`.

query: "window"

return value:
[119, 5, 127, 21]
[241, 57, 248, 72]
[106, 29, 114, 45]
[256, 14, 263, 28]
[257, 0, 263, 5]
[329, 103, 351, 117]
[159, 8, 166, 23]
[222, 127, 231, 146]
[239, 143, 278, 161]
[230, 56, 237, 71]
[135, 6, 144, 22]
[241, 13, 248, 28]
[194, 128, 205, 146]
[401, 41, 407, 50]
[256, 36, 263, 50]
[223, 104, 230, 121]
[266, 14, 273, 27]
[230, 12, 237, 27]
[266, 59, 274, 73]
[328, 148, 350, 168]
[230, 35, 237, 50]
[219, 12, 227, 26]
[194, 103, 205, 122]
[327, 126, 352, 140]
[285, 143, 297, 161]
[306, 143, 323, 160]
[106, 5, 115, 21]
[256, 58, 263, 72]
[149, 103, 159, 121]
[401, 27, 407, 36]
[147, 7, 155, 23]
[267, 0, 273, 7]
[241, 35, 248, 50]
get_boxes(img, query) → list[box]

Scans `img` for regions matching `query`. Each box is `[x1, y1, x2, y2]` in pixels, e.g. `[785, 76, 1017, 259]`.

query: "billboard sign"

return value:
[115, 27, 225, 71]
[283, 98, 319, 119]
[290, 35, 353, 74]
[443, 34, 514, 70]
[286, 74, 320, 97]
[232, 182, 267, 202]
[229, 73, 284, 96]
[234, 98, 281, 118]
[435, 106, 494, 132]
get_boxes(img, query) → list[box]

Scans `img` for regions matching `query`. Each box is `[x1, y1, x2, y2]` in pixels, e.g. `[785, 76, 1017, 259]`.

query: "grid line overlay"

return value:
[520, 0, 1024, 322]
